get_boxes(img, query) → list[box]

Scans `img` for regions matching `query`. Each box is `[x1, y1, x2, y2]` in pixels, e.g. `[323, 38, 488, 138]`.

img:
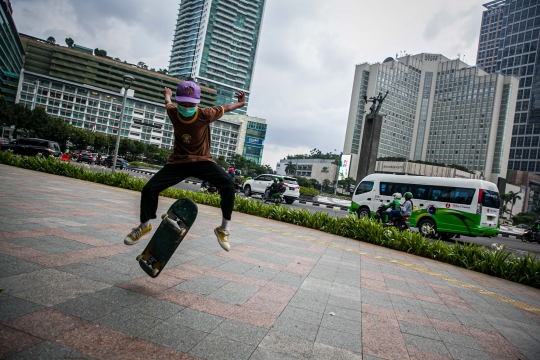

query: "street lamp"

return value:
[112, 75, 135, 174]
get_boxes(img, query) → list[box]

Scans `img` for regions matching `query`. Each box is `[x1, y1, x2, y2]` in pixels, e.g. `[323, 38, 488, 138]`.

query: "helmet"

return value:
[392, 193, 402, 199]
[273, 178, 278, 183]
[279, 176, 284, 181]
[404, 192, 413, 200]
[235, 169, 242, 175]
[228, 168, 234, 173]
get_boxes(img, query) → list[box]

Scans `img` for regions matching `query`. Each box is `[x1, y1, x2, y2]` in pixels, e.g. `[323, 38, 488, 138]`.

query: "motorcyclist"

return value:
[234, 169, 243, 191]
[400, 192, 413, 218]
[227, 167, 235, 179]
[382, 192, 402, 224]
[265, 177, 285, 201]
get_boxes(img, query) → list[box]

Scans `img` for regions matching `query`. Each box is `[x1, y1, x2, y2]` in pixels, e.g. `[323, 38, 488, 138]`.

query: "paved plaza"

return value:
[1, 164, 540, 359]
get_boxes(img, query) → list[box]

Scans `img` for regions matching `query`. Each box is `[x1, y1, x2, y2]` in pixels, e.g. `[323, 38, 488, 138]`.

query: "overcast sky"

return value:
[12, 0, 487, 169]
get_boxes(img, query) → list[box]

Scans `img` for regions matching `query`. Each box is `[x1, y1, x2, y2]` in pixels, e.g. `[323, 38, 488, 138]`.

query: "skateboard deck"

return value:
[137, 198, 198, 278]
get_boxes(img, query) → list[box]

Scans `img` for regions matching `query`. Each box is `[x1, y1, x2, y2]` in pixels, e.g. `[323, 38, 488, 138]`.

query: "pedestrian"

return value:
[124, 81, 246, 251]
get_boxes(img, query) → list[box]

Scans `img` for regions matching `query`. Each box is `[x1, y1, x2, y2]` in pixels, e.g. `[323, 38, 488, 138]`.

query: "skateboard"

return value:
[136, 198, 198, 278]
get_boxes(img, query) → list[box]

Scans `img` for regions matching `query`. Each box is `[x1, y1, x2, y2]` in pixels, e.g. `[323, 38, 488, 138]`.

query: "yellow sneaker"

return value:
[214, 227, 230, 251]
[124, 224, 153, 245]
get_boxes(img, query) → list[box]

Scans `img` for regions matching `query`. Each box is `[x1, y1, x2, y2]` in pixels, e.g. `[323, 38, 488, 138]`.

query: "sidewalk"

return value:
[1, 164, 539, 359]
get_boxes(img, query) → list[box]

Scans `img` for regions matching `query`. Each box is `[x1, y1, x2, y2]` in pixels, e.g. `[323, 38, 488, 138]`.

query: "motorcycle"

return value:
[521, 229, 540, 243]
[200, 182, 218, 194]
[373, 204, 411, 232]
[234, 183, 243, 194]
[264, 187, 286, 205]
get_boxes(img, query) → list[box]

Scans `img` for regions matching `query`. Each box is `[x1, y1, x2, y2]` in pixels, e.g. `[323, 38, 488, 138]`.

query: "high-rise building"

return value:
[344, 53, 519, 184]
[476, 0, 540, 174]
[168, 0, 266, 114]
[219, 113, 266, 164]
[0, 0, 24, 104]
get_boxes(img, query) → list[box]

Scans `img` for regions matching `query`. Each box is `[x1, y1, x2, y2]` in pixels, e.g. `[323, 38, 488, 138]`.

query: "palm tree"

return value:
[322, 179, 330, 192]
[285, 161, 296, 175]
[506, 191, 522, 218]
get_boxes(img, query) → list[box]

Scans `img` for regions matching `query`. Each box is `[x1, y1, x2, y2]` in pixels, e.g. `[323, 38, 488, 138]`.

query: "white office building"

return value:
[168, 0, 266, 114]
[343, 53, 519, 184]
[15, 71, 264, 160]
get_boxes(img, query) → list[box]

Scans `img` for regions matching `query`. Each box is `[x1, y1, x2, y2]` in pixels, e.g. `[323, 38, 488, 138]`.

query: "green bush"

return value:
[1, 151, 539, 289]
[128, 161, 163, 170]
[299, 187, 319, 197]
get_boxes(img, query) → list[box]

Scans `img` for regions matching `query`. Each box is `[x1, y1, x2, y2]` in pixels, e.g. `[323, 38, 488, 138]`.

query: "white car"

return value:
[243, 174, 300, 204]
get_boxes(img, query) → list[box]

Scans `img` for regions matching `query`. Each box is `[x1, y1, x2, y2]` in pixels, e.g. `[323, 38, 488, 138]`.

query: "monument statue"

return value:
[362, 91, 389, 116]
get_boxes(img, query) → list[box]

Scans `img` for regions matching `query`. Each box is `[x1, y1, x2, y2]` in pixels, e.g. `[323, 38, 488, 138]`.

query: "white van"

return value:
[350, 174, 500, 239]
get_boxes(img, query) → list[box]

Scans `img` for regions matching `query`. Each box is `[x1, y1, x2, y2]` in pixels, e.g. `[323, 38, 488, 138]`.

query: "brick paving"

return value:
[1, 164, 540, 359]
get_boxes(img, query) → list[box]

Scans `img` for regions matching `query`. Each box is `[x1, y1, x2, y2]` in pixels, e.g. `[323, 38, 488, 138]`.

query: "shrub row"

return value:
[1, 151, 539, 288]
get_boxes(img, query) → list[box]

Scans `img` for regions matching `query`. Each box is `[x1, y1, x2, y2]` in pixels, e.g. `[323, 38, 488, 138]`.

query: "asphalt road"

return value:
[72, 162, 540, 256]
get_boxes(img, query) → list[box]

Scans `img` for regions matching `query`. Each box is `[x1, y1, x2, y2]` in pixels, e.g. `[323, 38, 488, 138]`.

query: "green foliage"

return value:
[1, 150, 539, 289]
[94, 48, 107, 57]
[129, 161, 162, 170]
[288, 148, 338, 160]
[300, 187, 319, 197]
[65, 37, 74, 48]
[512, 213, 535, 226]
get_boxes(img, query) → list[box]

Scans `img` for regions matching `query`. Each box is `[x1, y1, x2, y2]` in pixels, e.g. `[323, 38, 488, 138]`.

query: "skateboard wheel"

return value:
[179, 228, 187, 236]
[136, 254, 143, 261]
[151, 269, 159, 276]
[161, 213, 168, 220]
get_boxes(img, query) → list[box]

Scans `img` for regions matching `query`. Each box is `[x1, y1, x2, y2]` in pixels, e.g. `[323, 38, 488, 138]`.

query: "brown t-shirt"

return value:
[165, 103, 224, 164]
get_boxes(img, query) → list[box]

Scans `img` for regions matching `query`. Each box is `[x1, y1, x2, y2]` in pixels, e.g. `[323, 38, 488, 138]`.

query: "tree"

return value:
[137, 61, 148, 69]
[322, 179, 331, 192]
[94, 48, 107, 57]
[506, 191, 522, 218]
[46, 36, 56, 45]
[215, 155, 228, 169]
[114, 57, 122, 62]
[157, 69, 168, 75]
[6, 103, 32, 139]
[285, 161, 296, 175]
[338, 177, 356, 194]
[65, 37, 74, 48]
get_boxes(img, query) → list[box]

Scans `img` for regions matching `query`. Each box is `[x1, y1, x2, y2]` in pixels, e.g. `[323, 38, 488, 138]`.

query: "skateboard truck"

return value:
[162, 212, 187, 236]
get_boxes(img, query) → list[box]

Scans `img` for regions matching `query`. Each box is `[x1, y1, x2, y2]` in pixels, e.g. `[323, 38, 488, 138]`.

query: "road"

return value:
[73, 162, 540, 256]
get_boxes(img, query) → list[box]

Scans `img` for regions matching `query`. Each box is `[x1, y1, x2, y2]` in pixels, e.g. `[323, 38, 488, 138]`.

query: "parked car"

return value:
[78, 152, 98, 164]
[243, 174, 300, 204]
[104, 155, 125, 169]
[1, 138, 61, 157]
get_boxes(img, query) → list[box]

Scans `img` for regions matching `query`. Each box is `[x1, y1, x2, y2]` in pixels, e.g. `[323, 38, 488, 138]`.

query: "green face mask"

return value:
[177, 105, 197, 117]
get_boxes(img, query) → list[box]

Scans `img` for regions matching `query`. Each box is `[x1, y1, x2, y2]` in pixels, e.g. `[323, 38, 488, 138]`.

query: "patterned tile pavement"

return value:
[1, 164, 540, 359]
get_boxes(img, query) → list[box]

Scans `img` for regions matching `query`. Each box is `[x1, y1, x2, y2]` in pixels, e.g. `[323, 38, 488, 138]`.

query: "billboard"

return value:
[339, 155, 351, 180]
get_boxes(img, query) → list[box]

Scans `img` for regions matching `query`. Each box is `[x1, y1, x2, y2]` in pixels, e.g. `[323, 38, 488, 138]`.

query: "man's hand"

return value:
[163, 87, 173, 105]
[235, 90, 246, 104]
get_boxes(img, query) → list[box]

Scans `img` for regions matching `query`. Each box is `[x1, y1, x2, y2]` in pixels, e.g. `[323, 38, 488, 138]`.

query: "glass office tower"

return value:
[168, 0, 266, 114]
[476, 0, 540, 173]
[0, 0, 24, 104]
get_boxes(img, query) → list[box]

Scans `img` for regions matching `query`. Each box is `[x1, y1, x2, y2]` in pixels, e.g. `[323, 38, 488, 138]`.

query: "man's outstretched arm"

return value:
[222, 91, 246, 113]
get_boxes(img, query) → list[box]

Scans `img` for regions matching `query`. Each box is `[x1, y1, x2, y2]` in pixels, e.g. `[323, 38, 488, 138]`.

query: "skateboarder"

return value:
[124, 81, 246, 251]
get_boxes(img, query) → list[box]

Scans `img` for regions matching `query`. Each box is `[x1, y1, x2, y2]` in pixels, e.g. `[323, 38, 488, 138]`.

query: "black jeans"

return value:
[140, 161, 235, 223]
